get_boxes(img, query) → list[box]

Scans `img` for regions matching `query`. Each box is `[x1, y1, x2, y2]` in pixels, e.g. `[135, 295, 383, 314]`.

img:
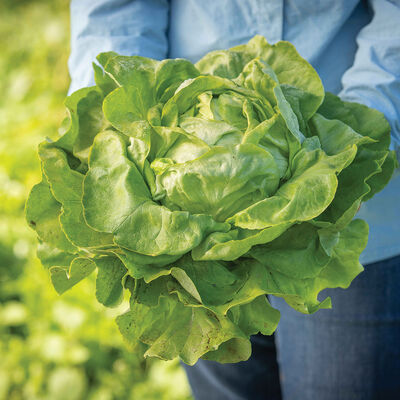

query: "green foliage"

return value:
[0, 1, 191, 399]
[25, 33, 395, 366]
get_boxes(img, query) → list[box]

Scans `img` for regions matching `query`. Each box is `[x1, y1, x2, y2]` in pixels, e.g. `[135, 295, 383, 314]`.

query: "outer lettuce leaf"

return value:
[25, 177, 76, 253]
[117, 276, 250, 365]
[36, 242, 77, 269]
[228, 138, 357, 229]
[120, 275, 280, 365]
[102, 55, 158, 120]
[50, 257, 96, 295]
[56, 86, 107, 164]
[246, 219, 368, 313]
[191, 223, 291, 261]
[201, 295, 280, 363]
[39, 144, 114, 249]
[311, 93, 397, 228]
[95, 256, 127, 307]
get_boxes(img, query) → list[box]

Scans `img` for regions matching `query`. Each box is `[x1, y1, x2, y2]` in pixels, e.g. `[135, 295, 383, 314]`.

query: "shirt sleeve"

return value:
[68, 0, 169, 93]
[339, 0, 400, 152]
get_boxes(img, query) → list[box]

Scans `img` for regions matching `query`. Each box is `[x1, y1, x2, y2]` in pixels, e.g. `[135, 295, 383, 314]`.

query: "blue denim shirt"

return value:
[69, 0, 400, 265]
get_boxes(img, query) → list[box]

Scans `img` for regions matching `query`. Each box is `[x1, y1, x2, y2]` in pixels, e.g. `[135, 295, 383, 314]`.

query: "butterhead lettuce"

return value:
[26, 36, 396, 365]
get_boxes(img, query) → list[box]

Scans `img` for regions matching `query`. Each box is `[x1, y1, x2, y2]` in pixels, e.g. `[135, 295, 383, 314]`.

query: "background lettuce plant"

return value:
[26, 36, 396, 365]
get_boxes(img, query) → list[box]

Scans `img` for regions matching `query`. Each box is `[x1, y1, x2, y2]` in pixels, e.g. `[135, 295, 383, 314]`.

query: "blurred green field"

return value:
[0, 1, 192, 399]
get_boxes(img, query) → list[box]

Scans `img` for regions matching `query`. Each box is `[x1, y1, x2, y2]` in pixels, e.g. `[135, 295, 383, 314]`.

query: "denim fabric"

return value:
[182, 255, 400, 400]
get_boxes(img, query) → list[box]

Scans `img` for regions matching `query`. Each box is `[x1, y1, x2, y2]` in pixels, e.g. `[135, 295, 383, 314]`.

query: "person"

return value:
[69, 1, 400, 399]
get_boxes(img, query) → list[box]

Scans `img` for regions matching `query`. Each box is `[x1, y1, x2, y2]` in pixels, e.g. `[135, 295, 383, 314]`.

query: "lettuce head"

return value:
[26, 36, 396, 365]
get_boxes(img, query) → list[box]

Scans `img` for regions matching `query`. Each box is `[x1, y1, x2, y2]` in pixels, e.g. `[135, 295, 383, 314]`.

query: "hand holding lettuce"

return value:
[26, 36, 396, 365]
